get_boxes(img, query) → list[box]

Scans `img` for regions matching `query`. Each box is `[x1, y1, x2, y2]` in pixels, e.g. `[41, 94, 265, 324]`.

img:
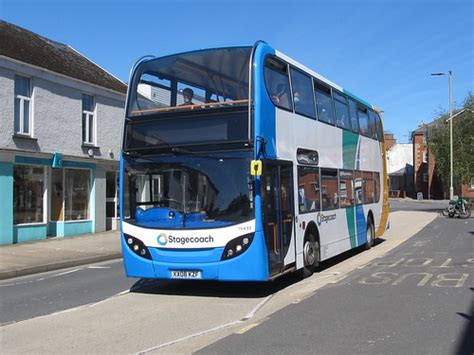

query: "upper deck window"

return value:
[348, 99, 359, 133]
[374, 111, 384, 142]
[357, 106, 370, 136]
[128, 47, 251, 117]
[314, 82, 335, 125]
[290, 68, 316, 119]
[264, 57, 293, 111]
[333, 91, 351, 130]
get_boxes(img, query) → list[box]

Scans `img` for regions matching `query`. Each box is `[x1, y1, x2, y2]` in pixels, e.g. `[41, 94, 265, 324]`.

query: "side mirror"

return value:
[250, 160, 262, 176]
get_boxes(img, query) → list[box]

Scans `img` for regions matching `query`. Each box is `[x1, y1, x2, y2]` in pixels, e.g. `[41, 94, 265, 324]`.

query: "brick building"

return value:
[412, 121, 474, 200]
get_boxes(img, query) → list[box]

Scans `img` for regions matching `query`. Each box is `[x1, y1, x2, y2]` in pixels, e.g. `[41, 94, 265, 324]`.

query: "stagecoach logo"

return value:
[157, 233, 168, 246]
[156, 233, 215, 246]
[317, 212, 337, 226]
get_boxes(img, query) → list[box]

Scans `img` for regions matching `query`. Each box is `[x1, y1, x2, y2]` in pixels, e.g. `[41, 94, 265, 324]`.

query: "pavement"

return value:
[0, 230, 122, 280]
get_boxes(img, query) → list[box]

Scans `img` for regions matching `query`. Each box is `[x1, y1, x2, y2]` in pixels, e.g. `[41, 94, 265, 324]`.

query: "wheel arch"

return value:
[367, 209, 375, 228]
[305, 221, 320, 245]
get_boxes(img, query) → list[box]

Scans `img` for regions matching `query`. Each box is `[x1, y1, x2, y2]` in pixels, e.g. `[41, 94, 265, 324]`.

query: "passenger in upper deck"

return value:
[181, 88, 195, 106]
[271, 83, 290, 108]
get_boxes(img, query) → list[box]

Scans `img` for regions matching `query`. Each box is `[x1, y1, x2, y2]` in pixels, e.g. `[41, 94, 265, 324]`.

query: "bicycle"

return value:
[443, 197, 471, 219]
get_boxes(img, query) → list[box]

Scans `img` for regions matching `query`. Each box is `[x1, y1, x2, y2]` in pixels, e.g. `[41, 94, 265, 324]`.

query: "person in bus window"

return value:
[293, 91, 302, 111]
[181, 88, 194, 106]
[271, 83, 289, 107]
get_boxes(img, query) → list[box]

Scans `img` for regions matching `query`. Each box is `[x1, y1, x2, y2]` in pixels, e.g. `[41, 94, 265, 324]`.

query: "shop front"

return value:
[0, 154, 103, 245]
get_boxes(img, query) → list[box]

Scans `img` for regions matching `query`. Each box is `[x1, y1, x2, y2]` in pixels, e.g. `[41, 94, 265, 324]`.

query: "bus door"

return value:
[261, 162, 294, 276]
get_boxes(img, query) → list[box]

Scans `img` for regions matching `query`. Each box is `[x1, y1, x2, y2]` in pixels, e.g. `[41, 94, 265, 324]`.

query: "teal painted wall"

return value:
[91, 169, 96, 233]
[0, 162, 14, 245]
[48, 221, 93, 237]
[14, 224, 47, 243]
[63, 221, 93, 236]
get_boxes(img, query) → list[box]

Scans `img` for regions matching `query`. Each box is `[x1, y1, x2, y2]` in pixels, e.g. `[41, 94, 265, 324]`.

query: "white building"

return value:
[386, 143, 413, 196]
[0, 21, 126, 244]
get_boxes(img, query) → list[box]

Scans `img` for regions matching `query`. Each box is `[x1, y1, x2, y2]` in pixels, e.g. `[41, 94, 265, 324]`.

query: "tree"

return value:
[428, 93, 474, 190]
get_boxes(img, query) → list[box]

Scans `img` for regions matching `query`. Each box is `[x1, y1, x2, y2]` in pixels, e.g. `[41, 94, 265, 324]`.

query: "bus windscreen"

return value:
[128, 47, 252, 117]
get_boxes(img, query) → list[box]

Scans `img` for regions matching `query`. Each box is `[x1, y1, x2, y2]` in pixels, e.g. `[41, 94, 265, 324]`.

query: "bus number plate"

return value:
[171, 270, 202, 279]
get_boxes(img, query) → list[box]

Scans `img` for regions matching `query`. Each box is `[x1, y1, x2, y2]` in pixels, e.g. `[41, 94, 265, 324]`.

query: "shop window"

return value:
[14, 75, 32, 136]
[13, 165, 45, 224]
[290, 68, 316, 119]
[321, 169, 338, 210]
[65, 169, 91, 220]
[314, 83, 335, 125]
[354, 171, 363, 204]
[363, 171, 374, 204]
[298, 167, 320, 213]
[339, 170, 354, 208]
[264, 57, 293, 111]
[106, 171, 118, 219]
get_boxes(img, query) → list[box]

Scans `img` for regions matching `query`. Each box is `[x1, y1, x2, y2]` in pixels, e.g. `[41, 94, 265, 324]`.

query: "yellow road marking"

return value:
[235, 322, 261, 335]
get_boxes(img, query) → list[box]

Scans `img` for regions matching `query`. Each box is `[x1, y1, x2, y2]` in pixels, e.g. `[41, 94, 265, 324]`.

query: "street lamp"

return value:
[431, 71, 453, 200]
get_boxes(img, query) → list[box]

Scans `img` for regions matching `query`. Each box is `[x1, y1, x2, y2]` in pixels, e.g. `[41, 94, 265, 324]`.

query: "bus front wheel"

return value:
[301, 233, 319, 278]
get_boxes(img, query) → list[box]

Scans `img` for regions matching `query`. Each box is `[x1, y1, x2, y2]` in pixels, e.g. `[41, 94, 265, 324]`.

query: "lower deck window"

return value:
[321, 169, 338, 210]
[298, 167, 320, 213]
[339, 170, 354, 208]
[363, 172, 374, 204]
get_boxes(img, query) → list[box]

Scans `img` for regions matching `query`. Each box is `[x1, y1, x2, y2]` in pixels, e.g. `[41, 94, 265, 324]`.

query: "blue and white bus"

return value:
[120, 42, 390, 281]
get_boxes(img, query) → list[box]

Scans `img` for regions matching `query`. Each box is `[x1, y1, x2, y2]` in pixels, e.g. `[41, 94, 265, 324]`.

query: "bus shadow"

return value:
[316, 237, 386, 272]
[130, 238, 386, 298]
[130, 272, 301, 299]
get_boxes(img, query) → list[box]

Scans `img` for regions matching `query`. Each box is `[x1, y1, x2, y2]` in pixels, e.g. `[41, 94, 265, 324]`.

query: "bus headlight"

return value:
[221, 233, 254, 260]
[124, 234, 152, 260]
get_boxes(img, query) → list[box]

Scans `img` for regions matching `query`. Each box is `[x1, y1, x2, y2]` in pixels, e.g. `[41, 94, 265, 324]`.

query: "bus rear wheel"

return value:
[300, 233, 319, 278]
[365, 218, 375, 250]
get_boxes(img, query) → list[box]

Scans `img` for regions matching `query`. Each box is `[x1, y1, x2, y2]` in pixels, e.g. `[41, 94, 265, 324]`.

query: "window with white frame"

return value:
[470, 177, 474, 189]
[14, 75, 32, 135]
[82, 94, 96, 145]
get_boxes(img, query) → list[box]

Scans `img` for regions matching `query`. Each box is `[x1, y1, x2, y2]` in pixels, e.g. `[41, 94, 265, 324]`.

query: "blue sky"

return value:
[2, 0, 472, 142]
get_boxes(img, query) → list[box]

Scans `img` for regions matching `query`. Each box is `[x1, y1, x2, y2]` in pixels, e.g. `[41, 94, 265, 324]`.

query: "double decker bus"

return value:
[120, 42, 390, 281]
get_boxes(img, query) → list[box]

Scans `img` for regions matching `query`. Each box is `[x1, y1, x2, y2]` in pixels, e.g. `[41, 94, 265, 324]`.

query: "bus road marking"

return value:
[359, 272, 470, 288]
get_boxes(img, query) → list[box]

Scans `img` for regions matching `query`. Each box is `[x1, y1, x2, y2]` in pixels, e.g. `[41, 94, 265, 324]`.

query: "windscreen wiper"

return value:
[124, 151, 156, 162]
[170, 147, 241, 160]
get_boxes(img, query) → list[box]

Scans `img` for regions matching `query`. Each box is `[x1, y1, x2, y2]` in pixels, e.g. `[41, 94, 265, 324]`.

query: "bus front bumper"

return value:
[121, 230, 269, 282]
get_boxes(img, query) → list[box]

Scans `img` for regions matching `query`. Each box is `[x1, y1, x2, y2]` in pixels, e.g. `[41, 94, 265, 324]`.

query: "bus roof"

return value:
[134, 43, 376, 111]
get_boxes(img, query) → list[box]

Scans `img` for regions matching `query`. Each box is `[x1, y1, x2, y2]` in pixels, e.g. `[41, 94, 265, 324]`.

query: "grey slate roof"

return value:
[0, 20, 127, 94]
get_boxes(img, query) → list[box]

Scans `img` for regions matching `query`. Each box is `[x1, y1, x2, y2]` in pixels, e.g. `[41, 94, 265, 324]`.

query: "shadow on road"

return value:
[130, 239, 386, 298]
[455, 289, 474, 355]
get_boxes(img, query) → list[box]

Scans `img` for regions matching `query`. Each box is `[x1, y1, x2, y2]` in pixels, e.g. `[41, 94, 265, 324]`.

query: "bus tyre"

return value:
[365, 218, 375, 250]
[301, 233, 319, 278]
